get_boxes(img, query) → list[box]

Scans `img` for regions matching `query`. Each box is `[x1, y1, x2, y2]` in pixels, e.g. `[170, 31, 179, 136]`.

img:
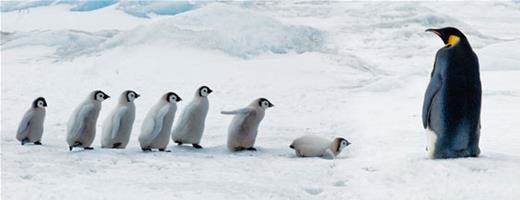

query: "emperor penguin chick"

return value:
[139, 92, 181, 152]
[171, 86, 212, 149]
[16, 97, 47, 145]
[290, 135, 351, 159]
[67, 90, 110, 151]
[222, 98, 274, 152]
[101, 90, 140, 149]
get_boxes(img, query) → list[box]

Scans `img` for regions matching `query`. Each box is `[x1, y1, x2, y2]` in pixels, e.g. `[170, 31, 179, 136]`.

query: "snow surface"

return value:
[0, 0, 200, 17]
[2, 1, 520, 200]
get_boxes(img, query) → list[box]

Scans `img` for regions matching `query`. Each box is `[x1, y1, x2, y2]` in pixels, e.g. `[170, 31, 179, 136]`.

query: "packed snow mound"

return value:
[1, 3, 327, 60]
[1, 3, 326, 60]
[69, 0, 118, 12]
[479, 40, 520, 71]
[0, 0, 53, 12]
[116, 1, 199, 18]
[1, 4, 326, 60]
[1, 30, 118, 59]
[0, 0, 116, 12]
[1, 0, 202, 17]
[359, 3, 506, 50]
[104, 4, 326, 58]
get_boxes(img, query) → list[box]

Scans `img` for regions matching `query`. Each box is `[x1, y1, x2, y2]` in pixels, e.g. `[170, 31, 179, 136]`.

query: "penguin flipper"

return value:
[323, 149, 335, 160]
[16, 110, 33, 139]
[70, 104, 94, 141]
[221, 108, 253, 115]
[111, 106, 128, 139]
[422, 74, 442, 129]
[149, 105, 170, 142]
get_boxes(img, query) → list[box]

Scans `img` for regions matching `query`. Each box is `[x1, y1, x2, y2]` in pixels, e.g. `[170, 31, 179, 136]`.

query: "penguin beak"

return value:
[208, 89, 213, 94]
[425, 28, 441, 37]
[177, 96, 182, 102]
[268, 102, 274, 107]
[426, 28, 450, 45]
[135, 94, 141, 98]
[104, 95, 110, 99]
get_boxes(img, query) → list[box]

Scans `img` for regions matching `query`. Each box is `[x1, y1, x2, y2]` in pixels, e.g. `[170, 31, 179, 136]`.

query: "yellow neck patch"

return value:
[446, 35, 460, 47]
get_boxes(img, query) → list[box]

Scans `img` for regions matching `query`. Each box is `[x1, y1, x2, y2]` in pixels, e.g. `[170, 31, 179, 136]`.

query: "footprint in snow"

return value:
[303, 187, 323, 195]
[20, 174, 33, 180]
[333, 180, 347, 187]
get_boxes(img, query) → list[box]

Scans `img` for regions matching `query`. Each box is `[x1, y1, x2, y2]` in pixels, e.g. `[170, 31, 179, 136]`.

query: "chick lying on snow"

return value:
[290, 135, 351, 159]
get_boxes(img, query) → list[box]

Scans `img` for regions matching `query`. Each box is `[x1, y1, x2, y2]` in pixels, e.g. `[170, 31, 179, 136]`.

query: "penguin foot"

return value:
[34, 141, 42, 145]
[69, 142, 82, 151]
[175, 141, 183, 145]
[158, 149, 171, 152]
[83, 147, 94, 150]
[192, 144, 203, 149]
[21, 138, 30, 146]
[234, 147, 245, 151]
[112, 143, 122, 148]
[246, 147, 257, 151]
[141, 147, 152, 152]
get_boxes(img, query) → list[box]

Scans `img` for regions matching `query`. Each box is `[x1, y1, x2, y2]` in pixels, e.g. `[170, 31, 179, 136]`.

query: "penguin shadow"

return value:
[13, 140, 64, 150]
[165, 145, 295, 159]
[171, 144, 219, 154]
[473, 152, 520, 163]
[167, 145, 351, 160]
[66, 148, 98, 154]
[286, 154, 351, 160]
[171, 145, 258, 158]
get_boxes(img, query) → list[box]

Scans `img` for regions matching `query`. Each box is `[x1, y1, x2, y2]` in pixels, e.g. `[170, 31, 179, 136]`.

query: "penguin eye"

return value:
[170, 96, 176, 102]
[97, 93, 103, 99]
[130, 93, 134, 98]
[38, 101, 43, 107]
[202, 88, 207, 93]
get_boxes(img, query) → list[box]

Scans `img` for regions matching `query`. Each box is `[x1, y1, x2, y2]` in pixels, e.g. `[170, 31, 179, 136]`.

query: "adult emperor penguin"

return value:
[101, 90, 140, 149]
[16, 97, 47, 145]
[290, 135, 351, 159]
[423, 27, 482, 159]
[67, 90, 110, 151]
[139, 92, 181, 152]
[171, 86, 212, 149]
[222, 98, 274, 151]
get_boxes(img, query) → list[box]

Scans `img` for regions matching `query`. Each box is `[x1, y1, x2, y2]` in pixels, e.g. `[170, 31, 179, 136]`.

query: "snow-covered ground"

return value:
[2, 1, 520, 199]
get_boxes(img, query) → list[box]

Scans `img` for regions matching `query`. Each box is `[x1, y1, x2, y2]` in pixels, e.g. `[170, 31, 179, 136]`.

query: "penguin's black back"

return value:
[427, 40, 481, 157]
[442, 43, 481, 129]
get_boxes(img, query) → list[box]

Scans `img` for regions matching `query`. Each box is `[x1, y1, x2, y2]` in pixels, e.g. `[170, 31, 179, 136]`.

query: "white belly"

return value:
[426, 129, 437, 158]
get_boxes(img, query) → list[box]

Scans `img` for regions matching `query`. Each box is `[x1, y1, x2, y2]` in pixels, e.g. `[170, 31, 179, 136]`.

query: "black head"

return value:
[94, 90, 110, 101]
[198, 86, 213, 97]
[33, 97, 47, 108]
[258, 98, 274, 109]
[125, 90, 140, 102]
[166, 92, 182, 103]
[425, 27, 468, 47]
